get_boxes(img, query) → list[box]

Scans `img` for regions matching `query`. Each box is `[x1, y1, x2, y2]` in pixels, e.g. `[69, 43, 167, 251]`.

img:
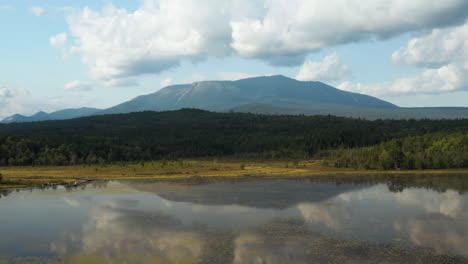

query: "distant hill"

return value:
[4, 75, 468, 121]
[98, 75, 396, 115]
[1, 107, 101, 123]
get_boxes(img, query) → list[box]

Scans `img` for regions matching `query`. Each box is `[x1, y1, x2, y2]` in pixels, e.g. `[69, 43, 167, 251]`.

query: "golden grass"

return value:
[1, 159, 467, 189]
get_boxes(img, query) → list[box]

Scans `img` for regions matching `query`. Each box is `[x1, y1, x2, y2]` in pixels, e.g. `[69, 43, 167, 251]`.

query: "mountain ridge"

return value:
[1, 107, 101, 124]
[97, 75, 396, 115]
[3, 75, 468, 122]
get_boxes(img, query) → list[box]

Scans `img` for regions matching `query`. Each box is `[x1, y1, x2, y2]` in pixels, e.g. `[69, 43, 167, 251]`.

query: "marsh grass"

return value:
[1, 158, 467, 189]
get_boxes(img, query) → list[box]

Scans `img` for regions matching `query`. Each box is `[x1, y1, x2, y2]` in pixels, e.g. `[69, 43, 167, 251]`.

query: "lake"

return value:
[0, 175, 467, 264]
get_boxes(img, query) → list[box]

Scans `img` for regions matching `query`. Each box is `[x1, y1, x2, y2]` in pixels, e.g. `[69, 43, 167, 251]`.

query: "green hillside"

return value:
[0, 109, 467, 168]
[333, 132, 468, 170]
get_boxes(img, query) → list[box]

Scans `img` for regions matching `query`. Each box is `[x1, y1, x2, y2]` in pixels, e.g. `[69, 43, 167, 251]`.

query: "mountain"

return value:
[98, 75, 396, 115]
[4, 75, 468, 121]
[1, 114, 29, 123]
[1, 107, 101, 123]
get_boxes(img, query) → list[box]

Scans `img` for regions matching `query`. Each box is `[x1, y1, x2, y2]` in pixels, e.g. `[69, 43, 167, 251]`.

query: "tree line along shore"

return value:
[0, 109, 466, 170]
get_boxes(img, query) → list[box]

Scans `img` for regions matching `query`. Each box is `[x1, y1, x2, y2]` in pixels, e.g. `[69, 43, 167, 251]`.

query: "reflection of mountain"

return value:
[130, 179, 370, 209]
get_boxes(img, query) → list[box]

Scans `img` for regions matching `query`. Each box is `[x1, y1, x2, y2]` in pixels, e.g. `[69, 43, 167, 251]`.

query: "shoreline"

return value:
[1, 159, 468, 189]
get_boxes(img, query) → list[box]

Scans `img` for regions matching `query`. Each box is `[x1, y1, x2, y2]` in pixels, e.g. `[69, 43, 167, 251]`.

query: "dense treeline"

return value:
[0, 109, 467, 167]
[333, 132, 468, 170]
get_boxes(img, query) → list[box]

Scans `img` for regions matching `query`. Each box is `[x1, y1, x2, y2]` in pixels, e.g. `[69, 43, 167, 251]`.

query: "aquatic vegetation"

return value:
[1, 159, 467, 190]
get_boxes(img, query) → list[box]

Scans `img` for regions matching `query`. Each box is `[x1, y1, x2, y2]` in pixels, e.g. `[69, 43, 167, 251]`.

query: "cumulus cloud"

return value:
[64, 0, 233, 83]
[53, 0, 468, 84]
[392, 23, 468, 68]
[0, 85, 99, 119]
[63, 80, 93, 91]
[50, 33, 67, 49]
[338, 64, 468, 96]
[0, 87, 12, 98]
[339, 20, 468, 96]
[0, 86, 34, 118]
[30, 6, 44, 16]
[231, 0, 468, 65]
[0, 86, 53, 119]
[296, 53, 350, 82]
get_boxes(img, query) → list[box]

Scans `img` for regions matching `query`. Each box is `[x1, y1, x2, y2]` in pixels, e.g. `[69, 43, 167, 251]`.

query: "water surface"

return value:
[0, 175, 467, 263]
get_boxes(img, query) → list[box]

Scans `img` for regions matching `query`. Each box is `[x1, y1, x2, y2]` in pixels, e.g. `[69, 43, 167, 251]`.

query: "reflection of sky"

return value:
[302, 185, 468, 257]
[0, 181, 467, 262]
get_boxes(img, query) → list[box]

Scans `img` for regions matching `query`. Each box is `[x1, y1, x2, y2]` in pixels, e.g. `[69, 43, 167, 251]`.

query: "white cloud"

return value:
[296, 53, 350, 82]
[50, 33, 68, 49]
[65, 0, 233, 83]
[54, 0, 468, 84]
[0, 86, 50, 119]
[0, 85, 99, 119]
[340, 20, 468, 96]
[0, 87, 12, 98]
[30, 6, 44, 16]
[64, 80, 93, 91]
[339, 64, 468, 96]
[392, 22, 468, 68]
[231, 0, 468, 65]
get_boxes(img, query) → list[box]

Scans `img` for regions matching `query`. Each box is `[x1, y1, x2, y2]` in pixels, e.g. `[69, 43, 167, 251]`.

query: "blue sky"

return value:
[1, 0, 468, 118]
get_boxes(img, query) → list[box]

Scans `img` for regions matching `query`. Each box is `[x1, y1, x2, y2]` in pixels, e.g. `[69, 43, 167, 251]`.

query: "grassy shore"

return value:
[1, 159, 468, 189]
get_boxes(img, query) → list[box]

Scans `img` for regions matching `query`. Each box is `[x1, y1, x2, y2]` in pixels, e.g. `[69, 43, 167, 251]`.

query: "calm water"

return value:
[0, 175, 467, 264]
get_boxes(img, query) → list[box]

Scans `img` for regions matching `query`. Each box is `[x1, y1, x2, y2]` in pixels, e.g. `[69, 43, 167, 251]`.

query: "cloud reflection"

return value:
[52, 203, 203, 263]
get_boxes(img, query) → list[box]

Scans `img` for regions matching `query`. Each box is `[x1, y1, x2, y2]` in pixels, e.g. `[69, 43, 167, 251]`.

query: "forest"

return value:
[332, 132, 468, 170]
[0, 109, 467, 169]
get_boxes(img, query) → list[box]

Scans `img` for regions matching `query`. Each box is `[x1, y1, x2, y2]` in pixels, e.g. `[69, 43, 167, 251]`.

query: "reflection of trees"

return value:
[91, 181, 109, 189]
[321, 174, 468, 194]
[384, 174, 468, 194]
[0, 189, 11, 199]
